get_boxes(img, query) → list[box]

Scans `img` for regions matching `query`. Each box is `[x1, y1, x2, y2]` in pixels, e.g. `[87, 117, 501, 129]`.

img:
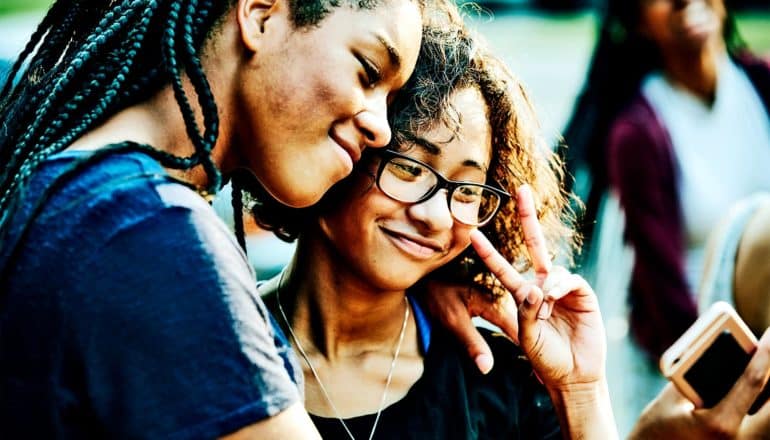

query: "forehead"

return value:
[416, 87, 492, 168]
[324, 1, 422, 70]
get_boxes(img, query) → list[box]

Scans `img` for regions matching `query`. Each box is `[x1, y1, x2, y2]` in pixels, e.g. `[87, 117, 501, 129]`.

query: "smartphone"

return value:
[660, 301, 770, 414]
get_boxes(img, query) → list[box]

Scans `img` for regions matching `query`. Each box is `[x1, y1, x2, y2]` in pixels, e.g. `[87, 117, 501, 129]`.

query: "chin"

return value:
[266, 180, 328, 208]
[371, 266, 432, 291]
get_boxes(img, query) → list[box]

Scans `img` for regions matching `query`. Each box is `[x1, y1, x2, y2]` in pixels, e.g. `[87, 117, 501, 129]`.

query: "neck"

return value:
[65, 14, 242, 190]
[660, 38, 726, 103]
[280, 235, 411, 362]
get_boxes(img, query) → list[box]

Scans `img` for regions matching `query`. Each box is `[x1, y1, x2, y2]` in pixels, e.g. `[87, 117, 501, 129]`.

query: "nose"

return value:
[354, 95, 391, 149]
[407, 190, 454, 232]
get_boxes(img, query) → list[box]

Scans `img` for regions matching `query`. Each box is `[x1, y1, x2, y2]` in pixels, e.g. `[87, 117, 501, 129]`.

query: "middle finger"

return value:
[517, 184, 552, 280]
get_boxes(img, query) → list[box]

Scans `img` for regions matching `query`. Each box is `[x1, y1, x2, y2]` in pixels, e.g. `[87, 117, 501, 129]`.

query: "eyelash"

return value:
[356, 54, 381, 88]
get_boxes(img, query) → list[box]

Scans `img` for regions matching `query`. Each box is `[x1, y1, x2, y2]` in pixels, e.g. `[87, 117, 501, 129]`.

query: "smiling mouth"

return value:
[330, 132, 362, 163]
[381, 228, 445, 260]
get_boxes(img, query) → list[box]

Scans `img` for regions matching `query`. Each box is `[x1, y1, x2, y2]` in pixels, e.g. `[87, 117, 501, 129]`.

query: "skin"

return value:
[628, 328, 770, 440]
[734, 201, 770, 336]
[263, 87, 618, 436]
[264, 87, 493, 416]
[59, 0, 422, 437]
[638, 0, 727, 102]
[66, 0, 422, 208]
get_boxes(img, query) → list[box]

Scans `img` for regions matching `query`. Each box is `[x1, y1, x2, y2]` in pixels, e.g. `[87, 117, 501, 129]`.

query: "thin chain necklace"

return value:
[275, 270, 410, 440]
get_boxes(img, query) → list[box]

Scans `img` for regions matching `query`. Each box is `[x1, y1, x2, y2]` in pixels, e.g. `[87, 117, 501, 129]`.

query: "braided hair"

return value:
[0, 0, 401, 250]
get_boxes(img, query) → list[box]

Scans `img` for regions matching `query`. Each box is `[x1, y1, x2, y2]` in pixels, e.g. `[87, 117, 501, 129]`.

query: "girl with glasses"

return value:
[254, 27, 617, 439]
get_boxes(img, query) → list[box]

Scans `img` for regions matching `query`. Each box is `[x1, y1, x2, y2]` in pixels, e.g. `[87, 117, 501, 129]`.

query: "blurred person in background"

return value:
[561, 0, 770, 362]
[699, 193, 770, 336]
[627, 194, 770, 440]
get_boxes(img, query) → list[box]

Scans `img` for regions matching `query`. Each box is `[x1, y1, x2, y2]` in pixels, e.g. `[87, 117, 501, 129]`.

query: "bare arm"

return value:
[629, 329, 770, 440]
[221, 403, 321, 440]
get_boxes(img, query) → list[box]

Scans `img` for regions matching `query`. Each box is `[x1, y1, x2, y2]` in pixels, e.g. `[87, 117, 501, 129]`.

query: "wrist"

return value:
[547, 380, 618, 440]
[548, 379, 609, 400]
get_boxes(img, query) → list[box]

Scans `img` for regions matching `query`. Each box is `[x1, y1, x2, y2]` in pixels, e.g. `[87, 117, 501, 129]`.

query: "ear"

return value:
[236, 0, 280, 53]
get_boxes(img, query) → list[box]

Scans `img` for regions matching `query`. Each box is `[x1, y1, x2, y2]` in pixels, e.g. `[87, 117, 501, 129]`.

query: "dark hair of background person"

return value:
[558, 0, 746, 251]
[0, 0, 416, 251]
[250, 24, 579, 298]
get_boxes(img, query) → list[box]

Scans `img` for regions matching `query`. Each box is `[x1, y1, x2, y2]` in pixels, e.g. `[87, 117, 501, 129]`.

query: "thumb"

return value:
[517, 283, 543, 325]
[472, 290, 520, 345]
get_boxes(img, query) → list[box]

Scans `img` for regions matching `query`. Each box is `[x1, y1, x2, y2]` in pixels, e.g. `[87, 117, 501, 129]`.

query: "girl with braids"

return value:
[0, 0, 427, 437]
[255, 30, 619, 438]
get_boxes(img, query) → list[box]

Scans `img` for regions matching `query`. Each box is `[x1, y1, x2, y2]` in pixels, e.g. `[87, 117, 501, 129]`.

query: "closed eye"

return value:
[355, 53, 382, 88]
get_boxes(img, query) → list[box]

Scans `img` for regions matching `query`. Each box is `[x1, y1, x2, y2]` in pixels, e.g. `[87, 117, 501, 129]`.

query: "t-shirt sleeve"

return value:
[69, 194, 300, 439]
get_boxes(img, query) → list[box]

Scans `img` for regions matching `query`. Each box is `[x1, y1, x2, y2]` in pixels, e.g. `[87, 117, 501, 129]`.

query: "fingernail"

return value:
[537, 301, 550, 320]
[475, 353, 494, 374]
[526, 287, 538, 305]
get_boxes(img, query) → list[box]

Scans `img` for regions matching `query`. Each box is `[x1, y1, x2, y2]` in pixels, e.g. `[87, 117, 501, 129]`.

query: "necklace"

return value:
[275, 270, 410, 440]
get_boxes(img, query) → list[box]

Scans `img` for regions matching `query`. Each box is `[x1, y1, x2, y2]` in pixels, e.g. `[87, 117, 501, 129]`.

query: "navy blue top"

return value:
[0, 150, 301, 439]
[267, 296, 561, 440]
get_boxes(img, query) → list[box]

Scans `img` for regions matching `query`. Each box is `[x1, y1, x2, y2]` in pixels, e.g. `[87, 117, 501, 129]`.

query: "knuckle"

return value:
[743, 365, 767, 390]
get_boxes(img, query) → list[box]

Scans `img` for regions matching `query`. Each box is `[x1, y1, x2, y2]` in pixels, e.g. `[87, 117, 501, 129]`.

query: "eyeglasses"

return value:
[373, 149, 511, 226]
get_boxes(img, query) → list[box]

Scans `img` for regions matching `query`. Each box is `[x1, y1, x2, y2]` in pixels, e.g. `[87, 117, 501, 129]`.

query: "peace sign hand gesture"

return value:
[469, 184, 606, 389]
[425, 184, 618, 438]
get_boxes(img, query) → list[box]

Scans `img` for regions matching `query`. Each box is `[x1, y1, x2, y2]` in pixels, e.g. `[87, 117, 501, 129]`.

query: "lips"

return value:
[381, 227, 447, 259]
[330, 132, 362, 164]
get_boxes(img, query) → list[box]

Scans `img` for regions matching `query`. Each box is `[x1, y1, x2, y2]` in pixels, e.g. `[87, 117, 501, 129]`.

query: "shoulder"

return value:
[427, 327, 559, 436]
[36, 150, 242, 264]
[734, 51, 770, 74]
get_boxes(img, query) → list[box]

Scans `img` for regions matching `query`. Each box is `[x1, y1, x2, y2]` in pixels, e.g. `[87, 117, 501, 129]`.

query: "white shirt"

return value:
[642, 57, 770, 292]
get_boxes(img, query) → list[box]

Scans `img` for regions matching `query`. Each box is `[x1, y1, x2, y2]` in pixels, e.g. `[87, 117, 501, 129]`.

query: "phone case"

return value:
[659, 301, 757, 407]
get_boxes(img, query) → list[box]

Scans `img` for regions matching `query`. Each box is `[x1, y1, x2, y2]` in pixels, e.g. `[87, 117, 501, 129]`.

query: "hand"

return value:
[422, 279, 519, 374]
[629, 328, 770, 440]
[469, 184, 606, 389]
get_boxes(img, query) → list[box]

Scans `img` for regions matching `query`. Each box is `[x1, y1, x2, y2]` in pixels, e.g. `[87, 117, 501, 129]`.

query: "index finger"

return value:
[517, 184, 551, 277]
[470, 229, 526, 296]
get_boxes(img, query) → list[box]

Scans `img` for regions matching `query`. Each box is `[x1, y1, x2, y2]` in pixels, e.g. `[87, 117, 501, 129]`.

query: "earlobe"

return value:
[236, 0, 279, 52]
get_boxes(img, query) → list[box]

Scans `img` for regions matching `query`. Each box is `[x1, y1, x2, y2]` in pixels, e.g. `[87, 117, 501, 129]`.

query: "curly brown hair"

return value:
[248, 21, 580, 297]
[413, 40, 580, 296]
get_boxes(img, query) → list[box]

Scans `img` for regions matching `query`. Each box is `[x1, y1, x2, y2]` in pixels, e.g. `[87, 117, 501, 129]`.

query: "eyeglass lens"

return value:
[378, 156, 501, 226]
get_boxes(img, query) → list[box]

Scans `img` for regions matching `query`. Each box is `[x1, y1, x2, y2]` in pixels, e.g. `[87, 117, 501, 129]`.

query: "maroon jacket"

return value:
[607, 54, 770, 360]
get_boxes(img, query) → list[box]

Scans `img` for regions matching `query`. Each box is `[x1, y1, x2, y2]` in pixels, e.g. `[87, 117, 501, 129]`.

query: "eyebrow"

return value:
[411, 136, 488, 173]
[376, 34, 401, 69]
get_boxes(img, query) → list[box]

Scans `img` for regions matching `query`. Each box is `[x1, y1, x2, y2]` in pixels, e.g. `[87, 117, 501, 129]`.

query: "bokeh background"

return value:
[2, 1, 768, 436]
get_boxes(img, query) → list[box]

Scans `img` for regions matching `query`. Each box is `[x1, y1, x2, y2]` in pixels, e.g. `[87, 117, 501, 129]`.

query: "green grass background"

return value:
[1, 1, 768, 51]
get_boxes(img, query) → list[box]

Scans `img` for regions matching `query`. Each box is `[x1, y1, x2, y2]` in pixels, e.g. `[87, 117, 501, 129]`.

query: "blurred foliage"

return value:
[0, 0, 51, 15]
[0, 1, 768, 52]
[737, 12, 770, 54]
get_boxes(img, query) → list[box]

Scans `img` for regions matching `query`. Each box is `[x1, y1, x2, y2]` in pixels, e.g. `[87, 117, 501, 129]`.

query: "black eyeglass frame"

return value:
[373, 149, 512, 226]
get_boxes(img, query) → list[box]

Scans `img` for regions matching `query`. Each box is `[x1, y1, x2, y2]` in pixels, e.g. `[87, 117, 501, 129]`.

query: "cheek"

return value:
[447, 226, 474, 259]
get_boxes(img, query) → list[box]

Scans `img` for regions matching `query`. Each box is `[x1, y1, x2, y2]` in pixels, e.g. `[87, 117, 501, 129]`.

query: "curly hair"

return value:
[424, 44, 580, 296]
[251, 24, 580, 297]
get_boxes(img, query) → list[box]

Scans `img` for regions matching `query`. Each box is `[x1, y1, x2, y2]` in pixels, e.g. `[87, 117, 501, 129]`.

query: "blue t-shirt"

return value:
[0, 150, 301, 438]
